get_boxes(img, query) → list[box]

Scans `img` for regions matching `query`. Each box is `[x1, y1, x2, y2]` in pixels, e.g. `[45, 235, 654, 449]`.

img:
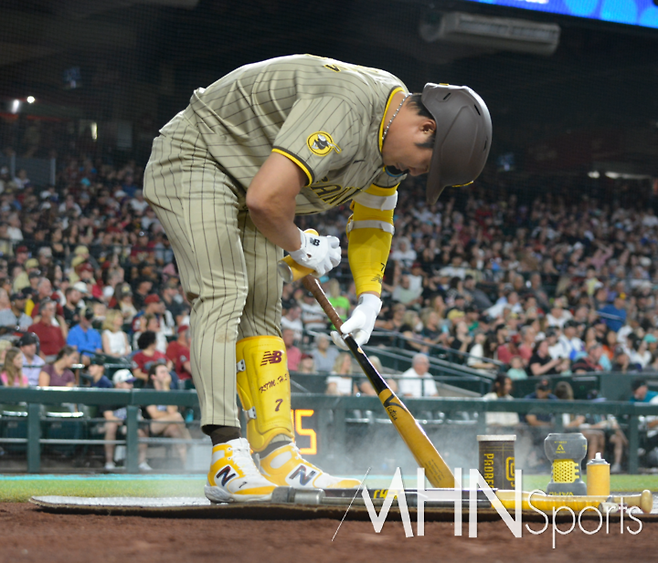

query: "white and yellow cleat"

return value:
[204, 438, 277, 503]
[257, 442, 360, 489]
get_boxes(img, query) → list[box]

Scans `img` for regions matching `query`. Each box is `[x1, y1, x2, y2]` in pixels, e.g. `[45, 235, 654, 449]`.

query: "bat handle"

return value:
[303, 277, 344, 330]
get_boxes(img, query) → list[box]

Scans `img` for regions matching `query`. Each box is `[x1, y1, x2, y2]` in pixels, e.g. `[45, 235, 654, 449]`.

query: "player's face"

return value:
[382, 112, 435, 177]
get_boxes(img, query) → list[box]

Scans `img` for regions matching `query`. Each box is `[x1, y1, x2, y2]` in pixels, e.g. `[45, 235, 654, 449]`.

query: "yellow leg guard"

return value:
[236, 335, 294, 453]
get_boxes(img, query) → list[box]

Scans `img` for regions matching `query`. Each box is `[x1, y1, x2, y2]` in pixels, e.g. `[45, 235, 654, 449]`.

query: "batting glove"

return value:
[288, 228, 341, 277]
[331, 293, 382, 349]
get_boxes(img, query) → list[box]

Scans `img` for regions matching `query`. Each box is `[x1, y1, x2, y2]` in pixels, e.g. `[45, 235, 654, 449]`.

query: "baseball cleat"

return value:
[204, 438, 277, 503]
[257, 442, 360, 489]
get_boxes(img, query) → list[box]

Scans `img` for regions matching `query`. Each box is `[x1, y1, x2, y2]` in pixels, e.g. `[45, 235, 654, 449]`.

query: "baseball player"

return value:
[143, 54, 491, 503]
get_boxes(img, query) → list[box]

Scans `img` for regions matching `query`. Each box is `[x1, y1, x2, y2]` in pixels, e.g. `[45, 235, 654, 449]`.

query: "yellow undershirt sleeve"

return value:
[347, 184, 397, 296]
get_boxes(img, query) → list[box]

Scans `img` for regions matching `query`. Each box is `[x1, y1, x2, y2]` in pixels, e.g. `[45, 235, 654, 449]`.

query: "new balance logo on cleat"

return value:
[216, 465, 238, 487]
[289, 464, 317, 486]
[260, 351, 283, 366]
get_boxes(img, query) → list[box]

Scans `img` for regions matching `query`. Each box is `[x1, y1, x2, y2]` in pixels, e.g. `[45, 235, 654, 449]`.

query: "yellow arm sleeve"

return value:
[347, 184, 398, 296]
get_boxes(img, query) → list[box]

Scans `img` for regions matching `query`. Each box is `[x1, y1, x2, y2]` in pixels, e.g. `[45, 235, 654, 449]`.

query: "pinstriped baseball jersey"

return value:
[173, 54, 407, 215]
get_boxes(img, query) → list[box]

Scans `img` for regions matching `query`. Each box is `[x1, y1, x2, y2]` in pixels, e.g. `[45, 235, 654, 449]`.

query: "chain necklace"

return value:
[382, 93, 409, 146]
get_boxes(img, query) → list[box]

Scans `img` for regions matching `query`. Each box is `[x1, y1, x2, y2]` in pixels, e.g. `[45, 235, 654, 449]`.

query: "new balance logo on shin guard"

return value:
[260, 350, 283, 365]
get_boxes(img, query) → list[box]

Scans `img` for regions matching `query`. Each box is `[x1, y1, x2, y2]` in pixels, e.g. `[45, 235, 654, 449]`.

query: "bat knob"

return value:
[639, 489, 653, 514]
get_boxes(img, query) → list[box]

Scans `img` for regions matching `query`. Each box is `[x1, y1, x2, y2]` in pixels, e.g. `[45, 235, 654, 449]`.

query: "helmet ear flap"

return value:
[421, 83, 492, 204]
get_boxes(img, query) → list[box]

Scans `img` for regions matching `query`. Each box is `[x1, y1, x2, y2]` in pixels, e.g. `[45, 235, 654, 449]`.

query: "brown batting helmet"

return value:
[421, 83, 492, 204]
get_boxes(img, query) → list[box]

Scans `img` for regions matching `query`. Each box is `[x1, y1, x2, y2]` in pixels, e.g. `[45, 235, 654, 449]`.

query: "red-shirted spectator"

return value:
[283, 327, 301, 372]
[28, 298, 67, 361]
[132, 330, 172, 384]
[166, 325, 191, 382]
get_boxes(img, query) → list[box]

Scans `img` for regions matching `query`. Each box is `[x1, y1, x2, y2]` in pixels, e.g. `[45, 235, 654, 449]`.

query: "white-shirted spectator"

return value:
[398, 353, 438, 398]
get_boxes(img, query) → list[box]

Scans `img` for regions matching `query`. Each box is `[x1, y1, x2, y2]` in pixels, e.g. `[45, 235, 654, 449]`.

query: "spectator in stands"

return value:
[38, 345, 78, 387]
[390, 236, 416, 269]
[447, 319, 470, 364]
[627, 334, 652, 369]
[132, 331, 175, 387]
[295, 353, 315, 374]
[419, 309, 447, 349]
[18, 332, 44, 386]
[166, 325, 192, 386]
[114, 283, 137, 324]
[391, 273, 423, 307]
[27, 278, 54, 318]
[282, 327, 301, 372]
[133, 313, 168, 353]
[0, 291, 32, 329]
[62, 286, 83, 328]
[546, 297, 572, 329]
[0, 339, 12, 365]
[398, 353, 438, 398]
[66, 308, 102, 363]
[571, 342, 604, 373]
[507, 355, 528, 380]
[376, 302, 407, 333]
[131, 293, 163, 333]
[555, 320, 585, 361]
[300, 290, 327, 333]
[0, 347, 28, 387]
[463, 274, 492, 310]
[310, 333, 339, 373]
[143, 362, 192, 467]
[611, 348, 633, 373]
[85, 356, 113, 388]
[357, 355, 399, 396]
[101, 309, 131, 358]
[517, 325, 537, 366]
[102, 368, 150, 472]
[397, 309, 426, 352]
[630, 378, 658, 403]
[524, 378, 558, 427]
[599, 295, 627, 333]
[482, 374, 520, 428]
[496, 327, 521, 366]
[131, 278, 154, 311]
[280, 303, 303, 342]
[325, 278, 351, 324]
[467, 331, 498, 371]
[325, 352, 356, 396]
[160, 278, 186, 327]
[528, 339, 569, 377]
[28, 298, 66, 361]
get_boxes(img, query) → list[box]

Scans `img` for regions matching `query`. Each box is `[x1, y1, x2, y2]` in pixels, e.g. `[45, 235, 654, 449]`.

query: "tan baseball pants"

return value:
[143, 108, 283, 429]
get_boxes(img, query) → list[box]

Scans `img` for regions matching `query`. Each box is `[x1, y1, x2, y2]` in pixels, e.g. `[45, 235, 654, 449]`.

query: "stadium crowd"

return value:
[1, 144, 658, 470]
[0, 150, 657, 385]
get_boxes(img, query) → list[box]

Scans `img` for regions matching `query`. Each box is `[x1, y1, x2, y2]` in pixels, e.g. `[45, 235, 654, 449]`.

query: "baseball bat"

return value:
[301, 275, 455, 488]
[495, 489, 653, 514]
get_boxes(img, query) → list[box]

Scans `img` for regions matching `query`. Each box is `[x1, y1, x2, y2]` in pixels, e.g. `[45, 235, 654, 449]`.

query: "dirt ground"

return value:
[1, 503, 656, 563]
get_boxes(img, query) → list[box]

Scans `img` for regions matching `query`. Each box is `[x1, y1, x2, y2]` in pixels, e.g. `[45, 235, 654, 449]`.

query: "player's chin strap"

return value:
[236, 335, 295, 454]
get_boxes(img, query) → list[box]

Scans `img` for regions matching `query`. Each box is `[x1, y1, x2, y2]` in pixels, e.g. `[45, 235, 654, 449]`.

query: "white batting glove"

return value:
[288, 228, 341, 277]
[331, 294, 382, 349]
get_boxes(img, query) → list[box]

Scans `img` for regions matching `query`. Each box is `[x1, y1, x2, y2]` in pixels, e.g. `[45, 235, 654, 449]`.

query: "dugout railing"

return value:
[1, 386, 658, 475]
